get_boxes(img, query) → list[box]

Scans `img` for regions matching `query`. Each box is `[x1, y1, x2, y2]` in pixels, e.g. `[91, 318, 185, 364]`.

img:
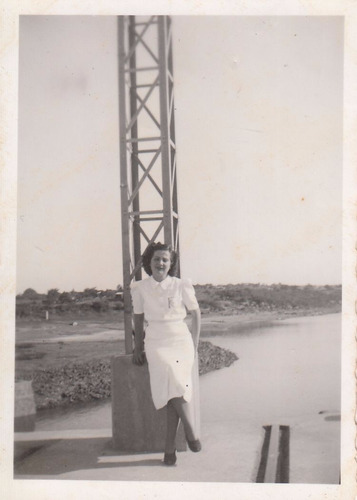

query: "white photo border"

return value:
[1, 1, 356, 499]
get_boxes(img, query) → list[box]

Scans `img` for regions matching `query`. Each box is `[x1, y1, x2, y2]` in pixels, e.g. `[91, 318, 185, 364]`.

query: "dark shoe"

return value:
[163, 450, 177, 466]
[186, 438, 202, 452]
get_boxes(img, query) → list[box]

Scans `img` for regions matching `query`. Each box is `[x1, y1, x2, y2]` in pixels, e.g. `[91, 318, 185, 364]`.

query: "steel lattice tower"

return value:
[118, 16, 180, 353]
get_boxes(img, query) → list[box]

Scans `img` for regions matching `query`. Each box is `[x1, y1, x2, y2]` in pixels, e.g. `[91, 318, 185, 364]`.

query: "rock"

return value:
[29, 340, 238, 410]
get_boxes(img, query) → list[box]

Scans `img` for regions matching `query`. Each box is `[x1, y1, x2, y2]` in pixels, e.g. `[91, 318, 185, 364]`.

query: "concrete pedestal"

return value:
[111, 355, 200, 452]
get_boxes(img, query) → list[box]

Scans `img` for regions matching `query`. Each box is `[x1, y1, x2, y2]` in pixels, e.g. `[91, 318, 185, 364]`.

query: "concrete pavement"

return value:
[14, 421, 263, 482]
[14, 414, 340, 483]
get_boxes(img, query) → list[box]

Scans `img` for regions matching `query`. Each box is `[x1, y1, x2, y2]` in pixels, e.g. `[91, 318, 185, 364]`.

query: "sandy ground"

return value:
[16, 309, 312, 343]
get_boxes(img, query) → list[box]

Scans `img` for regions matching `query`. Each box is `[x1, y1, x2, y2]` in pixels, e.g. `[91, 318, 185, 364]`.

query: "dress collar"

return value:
[149, 275, 172, 290]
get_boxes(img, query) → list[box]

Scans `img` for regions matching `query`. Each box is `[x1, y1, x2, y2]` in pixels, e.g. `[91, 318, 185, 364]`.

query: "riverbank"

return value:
[17, 340, 238, 410]
[15, 307, 339, 410]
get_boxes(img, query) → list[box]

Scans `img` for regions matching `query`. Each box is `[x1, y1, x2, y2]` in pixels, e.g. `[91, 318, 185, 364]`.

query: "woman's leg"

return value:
[169, 396, 198, 441]
[165, 400, 180, 453]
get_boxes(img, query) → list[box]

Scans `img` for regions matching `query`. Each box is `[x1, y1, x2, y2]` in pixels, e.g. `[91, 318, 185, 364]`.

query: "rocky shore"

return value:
[198, 340, 238, 376]
[31, 340, 238, 410]
[17, 305, 340, 411]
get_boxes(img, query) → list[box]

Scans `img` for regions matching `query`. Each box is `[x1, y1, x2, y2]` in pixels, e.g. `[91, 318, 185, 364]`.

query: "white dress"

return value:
[131, 275, 199, 410]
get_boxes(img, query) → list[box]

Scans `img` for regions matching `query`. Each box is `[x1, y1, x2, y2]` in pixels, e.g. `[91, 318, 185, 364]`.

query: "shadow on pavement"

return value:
[14, 437, 163, 476]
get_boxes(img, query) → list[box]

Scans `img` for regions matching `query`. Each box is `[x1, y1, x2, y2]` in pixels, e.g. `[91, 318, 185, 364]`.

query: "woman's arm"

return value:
[189, 308, 201, 352]
[132, 313, 146, 365]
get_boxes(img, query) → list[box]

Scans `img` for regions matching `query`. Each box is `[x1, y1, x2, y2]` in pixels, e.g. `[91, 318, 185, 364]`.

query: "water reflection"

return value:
[202, 318, 293, 338]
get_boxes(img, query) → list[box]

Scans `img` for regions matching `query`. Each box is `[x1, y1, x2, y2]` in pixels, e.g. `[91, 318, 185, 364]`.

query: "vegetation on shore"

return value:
[16, 283, 342, 319]
[194, 283, 341, 315]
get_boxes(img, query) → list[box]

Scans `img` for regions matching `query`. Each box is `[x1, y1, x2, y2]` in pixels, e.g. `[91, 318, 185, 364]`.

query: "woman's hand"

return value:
[189, 308, 201, 356]
[132, 313, 146, 366]
[132, 346, 146, 366]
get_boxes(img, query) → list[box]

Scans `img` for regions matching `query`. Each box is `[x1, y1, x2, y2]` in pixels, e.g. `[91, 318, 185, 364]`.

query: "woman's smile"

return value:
[150, 250, 171, 282]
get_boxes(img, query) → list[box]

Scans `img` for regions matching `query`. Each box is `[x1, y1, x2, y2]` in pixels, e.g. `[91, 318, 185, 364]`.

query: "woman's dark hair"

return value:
[142, 242, 178, 277]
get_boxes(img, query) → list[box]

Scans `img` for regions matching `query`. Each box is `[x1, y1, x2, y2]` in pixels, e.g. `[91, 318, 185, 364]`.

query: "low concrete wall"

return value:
[111, 355, 200, 452]
[14, 380, 36, 432]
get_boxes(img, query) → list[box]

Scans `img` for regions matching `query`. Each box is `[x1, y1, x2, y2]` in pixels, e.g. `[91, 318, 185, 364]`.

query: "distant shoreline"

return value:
[15, 283, 341, 320]
[200, 307, 340, 334]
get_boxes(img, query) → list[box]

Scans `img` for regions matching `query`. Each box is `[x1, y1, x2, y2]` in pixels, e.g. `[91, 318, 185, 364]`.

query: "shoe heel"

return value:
[186, 438, 202, 452]
[163, 450, 177, 465]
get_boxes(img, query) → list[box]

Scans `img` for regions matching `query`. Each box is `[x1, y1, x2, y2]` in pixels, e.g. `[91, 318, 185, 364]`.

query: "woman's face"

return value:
[150, 250, 171, 282]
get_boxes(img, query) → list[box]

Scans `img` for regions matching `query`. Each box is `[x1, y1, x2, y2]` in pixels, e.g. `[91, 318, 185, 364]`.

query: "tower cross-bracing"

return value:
[118, 16, 180, 353]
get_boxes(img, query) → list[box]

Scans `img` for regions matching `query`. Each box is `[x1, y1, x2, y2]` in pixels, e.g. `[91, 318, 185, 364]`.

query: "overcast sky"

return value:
[17, 15, 343, 293]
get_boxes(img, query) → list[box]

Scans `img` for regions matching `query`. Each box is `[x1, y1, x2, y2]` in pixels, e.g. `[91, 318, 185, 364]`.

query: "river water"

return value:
[35, 313, 341, 431]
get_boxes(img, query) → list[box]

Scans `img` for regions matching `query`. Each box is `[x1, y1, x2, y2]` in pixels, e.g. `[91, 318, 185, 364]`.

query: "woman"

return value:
[131, 242, 202, 466]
